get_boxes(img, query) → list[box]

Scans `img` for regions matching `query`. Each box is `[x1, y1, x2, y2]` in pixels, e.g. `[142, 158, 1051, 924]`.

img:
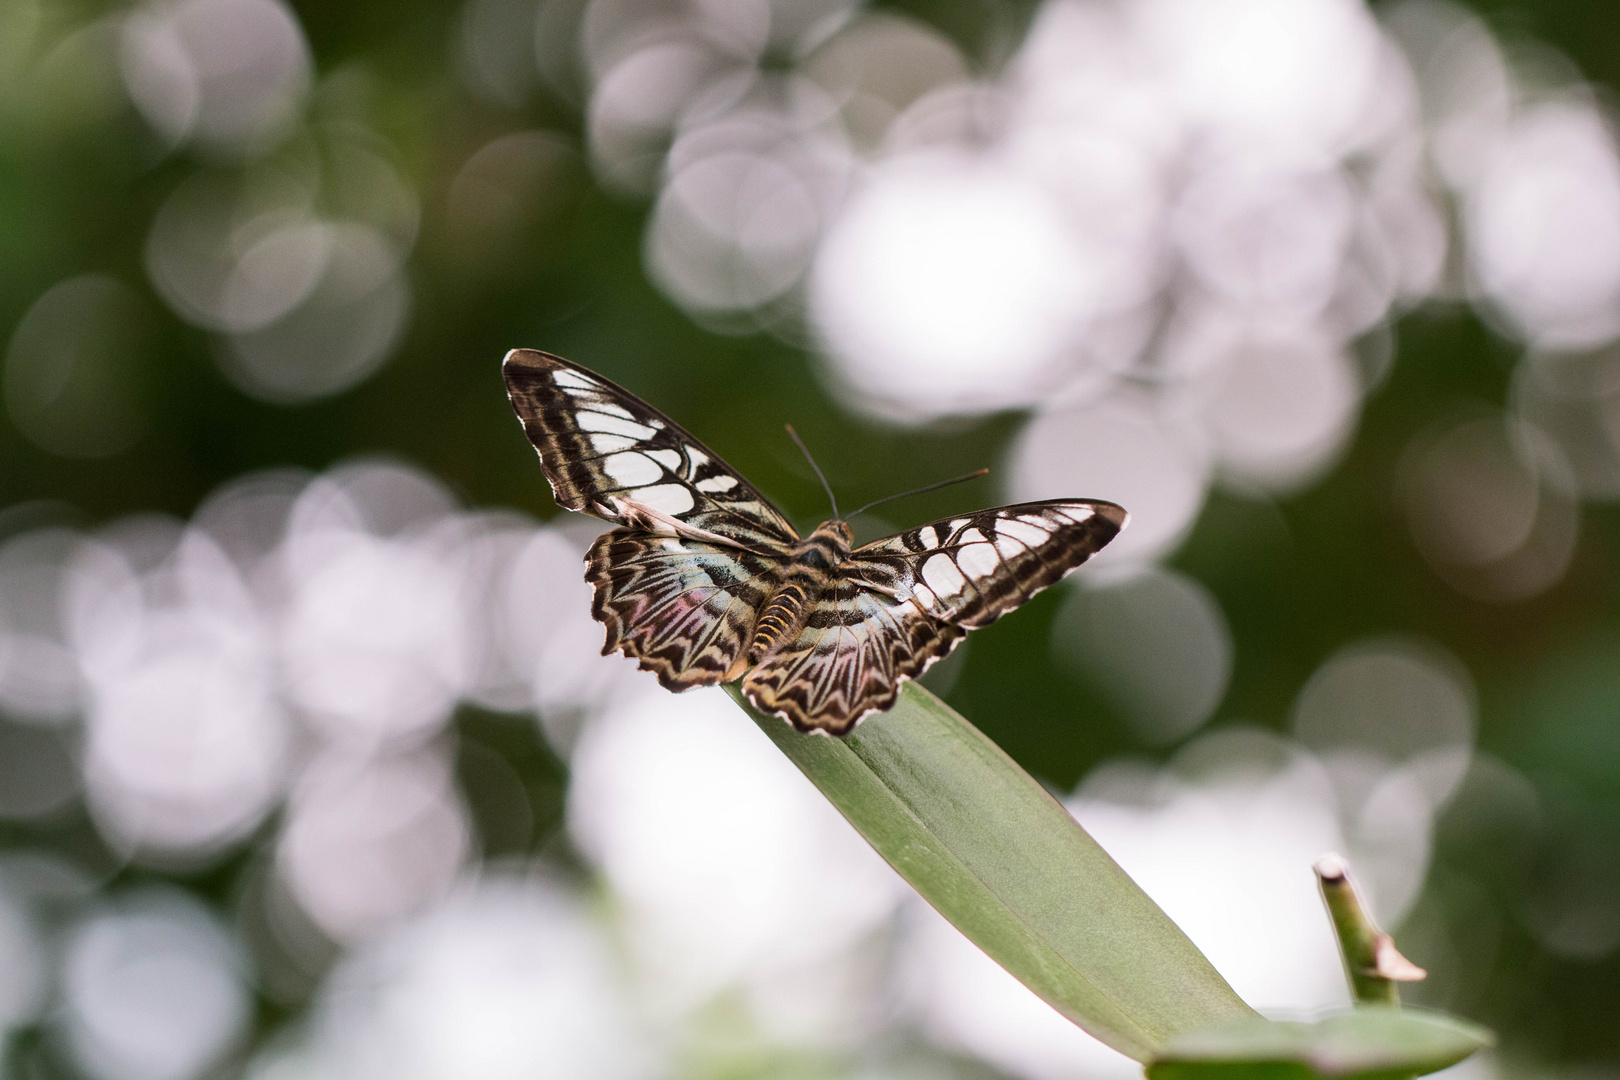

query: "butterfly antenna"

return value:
[849, 468, 990, 519]
[785, 424, 839, 520]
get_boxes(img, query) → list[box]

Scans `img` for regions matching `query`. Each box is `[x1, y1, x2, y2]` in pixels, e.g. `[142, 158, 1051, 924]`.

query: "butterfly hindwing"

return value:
[503, 349, 799, 549]
[586, 529, 783, 691]
[742, 500, 1126, 733]
[740, 576, 964, 735]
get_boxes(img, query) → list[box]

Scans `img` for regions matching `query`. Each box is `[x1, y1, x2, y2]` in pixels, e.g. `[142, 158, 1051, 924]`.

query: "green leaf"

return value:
[1146, 1008, 1493, 1080]
[727, 682, 1255, 1063]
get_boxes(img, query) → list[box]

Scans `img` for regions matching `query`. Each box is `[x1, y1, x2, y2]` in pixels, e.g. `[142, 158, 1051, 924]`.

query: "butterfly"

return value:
[502, 349, 1127, 735]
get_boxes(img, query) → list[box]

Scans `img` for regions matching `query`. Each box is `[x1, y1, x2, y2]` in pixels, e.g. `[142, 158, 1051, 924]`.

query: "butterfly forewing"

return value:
[503, 349, 799, 550]
[848, 501, 1127, 628]
[742, 501, 1126, 733]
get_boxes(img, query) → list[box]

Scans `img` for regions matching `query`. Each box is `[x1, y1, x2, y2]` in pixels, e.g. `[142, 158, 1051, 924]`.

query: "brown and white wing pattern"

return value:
[587, 530, 783, 691]
[740, 577, 964, 734]
[503, 348, 798, 549]
[504, 349, 1130, 729]
[742, 500, 1127, 734]
[848, 500, 1128, 629]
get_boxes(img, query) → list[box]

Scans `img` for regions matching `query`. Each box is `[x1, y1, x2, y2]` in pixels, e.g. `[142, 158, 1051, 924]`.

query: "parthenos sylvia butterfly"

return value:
[503, 349, 1127, 735]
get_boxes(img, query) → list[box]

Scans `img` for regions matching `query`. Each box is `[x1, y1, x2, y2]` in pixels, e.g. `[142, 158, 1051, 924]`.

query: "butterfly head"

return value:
[809, 519, 854, 548]
[800, 520, 854, 568]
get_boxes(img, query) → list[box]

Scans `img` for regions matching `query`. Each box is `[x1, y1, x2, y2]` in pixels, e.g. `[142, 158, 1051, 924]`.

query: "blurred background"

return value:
[2, 0, 1619, 1076]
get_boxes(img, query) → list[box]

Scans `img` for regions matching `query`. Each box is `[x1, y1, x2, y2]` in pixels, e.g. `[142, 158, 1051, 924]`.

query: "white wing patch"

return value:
[638, 483, 697, 515]
[696, 475, 738, 493]
[645, 448, 683, 471]
[923, 553, 966, 597]
[998, 518, 1051, 545]
[552, 370, 596, 390]
[578, 411, 658, 439]
[995, 534, 1025, 558]
[603, 451, 663, 486]
[593, 433, 639, 454]
[956, 540, 1000, 579]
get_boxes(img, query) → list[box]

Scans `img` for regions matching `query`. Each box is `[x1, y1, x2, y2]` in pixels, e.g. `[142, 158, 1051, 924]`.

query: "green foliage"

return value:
[733, 683, 1494, 1076]
[1146, 1008, 1492, 1080]
[729, 681, 1255, 1062]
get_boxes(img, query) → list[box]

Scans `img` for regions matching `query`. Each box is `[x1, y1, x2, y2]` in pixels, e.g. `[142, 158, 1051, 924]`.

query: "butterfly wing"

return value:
[848, 500, 1128, 628]
[742, 500, 1127, 733]
[503, 349, 799, 549]
[740, 576, 965, 734]
[507, 348, 800, 689]
[587, 529, 783, 691]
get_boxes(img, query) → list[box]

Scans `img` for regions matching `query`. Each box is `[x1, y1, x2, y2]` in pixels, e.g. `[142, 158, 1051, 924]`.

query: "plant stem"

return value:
[1314, 853, 1426, 1006]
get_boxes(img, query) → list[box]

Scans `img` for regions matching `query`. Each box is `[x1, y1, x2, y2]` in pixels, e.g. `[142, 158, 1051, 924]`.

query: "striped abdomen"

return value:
[749, 573, 822, 659]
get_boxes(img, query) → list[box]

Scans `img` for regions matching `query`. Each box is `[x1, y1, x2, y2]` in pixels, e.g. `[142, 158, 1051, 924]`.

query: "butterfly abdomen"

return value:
[749, 577, 817, 658]
[747, 520, 853, 661]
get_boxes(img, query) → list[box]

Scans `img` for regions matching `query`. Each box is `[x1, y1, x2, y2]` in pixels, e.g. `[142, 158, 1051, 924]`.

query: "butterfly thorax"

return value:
[746, 520, 853, 661]
[794, 519, 853, 568]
